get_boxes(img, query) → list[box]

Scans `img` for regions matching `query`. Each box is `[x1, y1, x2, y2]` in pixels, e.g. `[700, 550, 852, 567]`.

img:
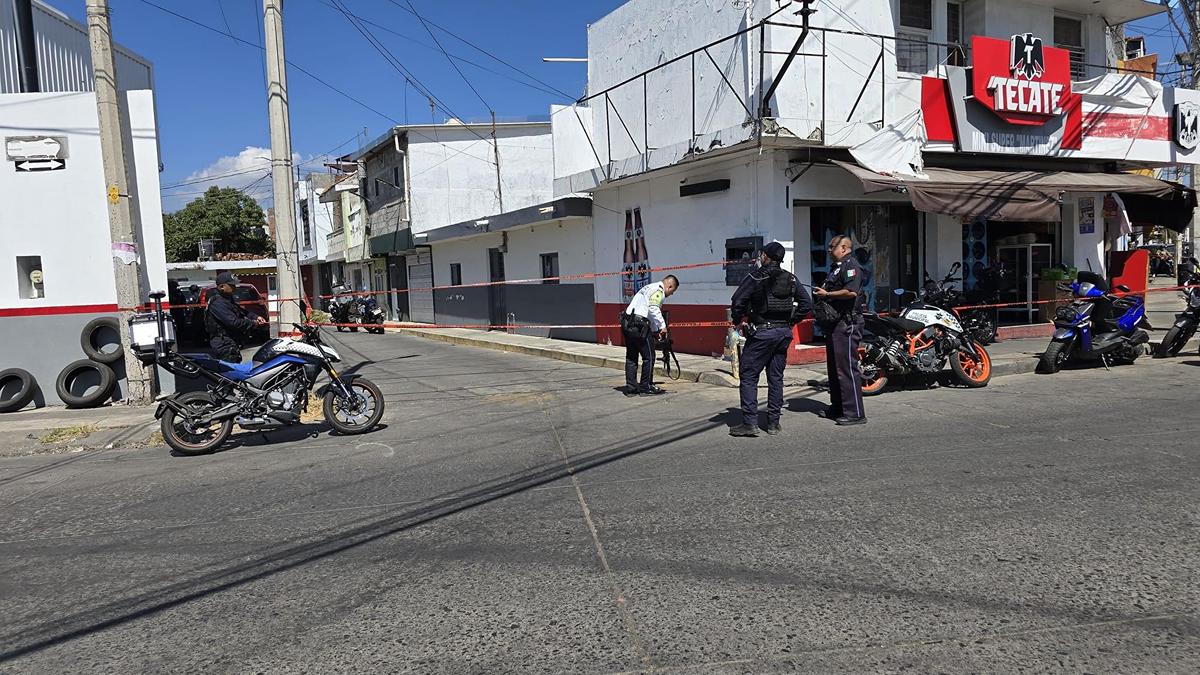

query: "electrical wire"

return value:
[313, 0, 567, 99]
[402, 0, 491, 112]
[327, 0, 496, 148]
[215, 0, 237, 44]
[379, 0, 576, 101]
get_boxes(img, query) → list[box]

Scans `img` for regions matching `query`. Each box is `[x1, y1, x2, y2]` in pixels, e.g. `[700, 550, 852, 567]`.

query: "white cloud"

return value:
[161, 146, 316, 211]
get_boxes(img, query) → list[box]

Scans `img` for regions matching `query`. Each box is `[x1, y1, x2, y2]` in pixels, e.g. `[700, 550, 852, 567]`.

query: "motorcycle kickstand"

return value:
[1100, 354, 1111, 371]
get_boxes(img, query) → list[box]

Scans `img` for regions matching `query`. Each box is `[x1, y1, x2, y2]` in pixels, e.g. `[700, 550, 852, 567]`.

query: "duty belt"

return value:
[752, 321, 792, 330]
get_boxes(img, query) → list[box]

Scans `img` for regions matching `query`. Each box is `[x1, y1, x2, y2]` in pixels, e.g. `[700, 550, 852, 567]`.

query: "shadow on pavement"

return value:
[0, 413, 724, 662]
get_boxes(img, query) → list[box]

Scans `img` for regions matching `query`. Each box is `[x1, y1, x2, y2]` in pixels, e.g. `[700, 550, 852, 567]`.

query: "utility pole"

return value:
[262, 0, 303, 331]
[490, 112, 504, 213]
[12, 0, 39, 92]
[86, 0, 154, 404]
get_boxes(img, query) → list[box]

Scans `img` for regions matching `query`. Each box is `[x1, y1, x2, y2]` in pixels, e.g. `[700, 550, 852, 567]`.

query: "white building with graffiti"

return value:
[547, 0, 1200, 358]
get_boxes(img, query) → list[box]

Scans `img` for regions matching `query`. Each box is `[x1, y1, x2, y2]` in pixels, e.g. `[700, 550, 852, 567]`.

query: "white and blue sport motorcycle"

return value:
[131, 292, 384, 455]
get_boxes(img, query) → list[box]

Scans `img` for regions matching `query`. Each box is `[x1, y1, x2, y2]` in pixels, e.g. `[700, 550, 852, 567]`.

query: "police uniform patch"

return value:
[846, 269, 857, 279]
[650, 290, 664, 306]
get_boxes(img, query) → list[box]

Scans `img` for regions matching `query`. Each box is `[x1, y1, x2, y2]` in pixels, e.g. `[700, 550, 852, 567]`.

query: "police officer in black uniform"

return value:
[205, 271, 266, 362]
[813, 235, 867, 426]
[729, 242, 812, 437]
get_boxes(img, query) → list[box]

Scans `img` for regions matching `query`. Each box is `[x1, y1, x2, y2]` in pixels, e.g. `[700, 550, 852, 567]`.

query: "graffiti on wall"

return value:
[621, 208, 652, 302]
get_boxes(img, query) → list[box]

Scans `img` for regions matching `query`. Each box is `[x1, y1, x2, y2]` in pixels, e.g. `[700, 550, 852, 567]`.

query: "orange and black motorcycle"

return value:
[857, 286, 992, 396]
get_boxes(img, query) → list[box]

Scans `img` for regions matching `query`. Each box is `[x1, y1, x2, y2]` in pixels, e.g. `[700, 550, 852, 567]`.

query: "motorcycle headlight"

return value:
[1055, 305, 1077, 322]
[1189, 292, 1200, 309]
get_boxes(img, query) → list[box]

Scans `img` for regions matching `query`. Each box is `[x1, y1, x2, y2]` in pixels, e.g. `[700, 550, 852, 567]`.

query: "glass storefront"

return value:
[809, 204, 919, 313]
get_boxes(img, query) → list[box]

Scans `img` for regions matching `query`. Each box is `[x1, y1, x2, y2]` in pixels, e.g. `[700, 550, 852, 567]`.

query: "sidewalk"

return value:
[395, 326, 1056, 388]
[0, 403, 157, 457]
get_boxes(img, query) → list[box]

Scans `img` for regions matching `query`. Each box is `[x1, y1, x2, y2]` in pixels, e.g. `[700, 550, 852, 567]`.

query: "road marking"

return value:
[539, 393, 655, 671]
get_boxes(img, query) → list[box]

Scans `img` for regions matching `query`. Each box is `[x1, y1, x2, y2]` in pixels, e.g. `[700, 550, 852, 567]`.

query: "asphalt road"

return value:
[0, 331, 1197, 673]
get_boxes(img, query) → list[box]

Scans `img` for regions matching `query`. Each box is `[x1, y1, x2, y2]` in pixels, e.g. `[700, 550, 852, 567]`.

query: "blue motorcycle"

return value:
[1038, 271, 1151, 374]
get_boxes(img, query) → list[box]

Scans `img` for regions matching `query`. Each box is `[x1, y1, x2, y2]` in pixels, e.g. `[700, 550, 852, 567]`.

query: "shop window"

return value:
[450, 263, 462, 287]
[897, 0, 932, 73]
[540, 253, 560, 285]
[16, 256, 44, 299]
[1054, 15, 1086, 79]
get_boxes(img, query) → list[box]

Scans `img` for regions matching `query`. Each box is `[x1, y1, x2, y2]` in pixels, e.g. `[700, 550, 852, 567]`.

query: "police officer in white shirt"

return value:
[620, 275, 679, 396]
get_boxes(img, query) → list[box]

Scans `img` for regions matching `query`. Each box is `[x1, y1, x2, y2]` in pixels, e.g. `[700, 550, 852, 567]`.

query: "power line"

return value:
[402, 0, 491, 112]
[380, 0, 576, 101]
[326, 0, 496, 148]
[214, 0, 237, 44]
[313, 0, 568, 100]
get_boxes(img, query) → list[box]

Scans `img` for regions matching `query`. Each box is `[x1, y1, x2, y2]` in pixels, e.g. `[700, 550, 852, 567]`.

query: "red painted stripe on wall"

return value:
[1082, 112, 1171, 140]
[0, 303, 119, 318]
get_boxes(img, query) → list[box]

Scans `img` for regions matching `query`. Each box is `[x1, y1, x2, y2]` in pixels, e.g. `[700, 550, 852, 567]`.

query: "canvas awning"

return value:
[834, 160, 1188, 225]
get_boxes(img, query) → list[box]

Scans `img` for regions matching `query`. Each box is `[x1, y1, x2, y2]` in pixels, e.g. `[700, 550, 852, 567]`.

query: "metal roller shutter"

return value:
[407, 252, 434, 324]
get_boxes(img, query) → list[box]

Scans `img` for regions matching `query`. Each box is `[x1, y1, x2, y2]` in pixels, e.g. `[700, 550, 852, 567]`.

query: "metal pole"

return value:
[12, 0, 39, 92]
[86, 0, 154, 403]
[490, 111, 504, 213]
[262, 0, 303, 332]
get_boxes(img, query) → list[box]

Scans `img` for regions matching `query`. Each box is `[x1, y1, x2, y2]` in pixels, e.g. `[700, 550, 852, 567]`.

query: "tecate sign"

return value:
[972, 34, 1074, 127]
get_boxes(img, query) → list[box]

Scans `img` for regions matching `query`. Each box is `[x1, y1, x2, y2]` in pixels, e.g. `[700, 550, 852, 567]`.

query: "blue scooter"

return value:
[1038, 271, 1151, 374]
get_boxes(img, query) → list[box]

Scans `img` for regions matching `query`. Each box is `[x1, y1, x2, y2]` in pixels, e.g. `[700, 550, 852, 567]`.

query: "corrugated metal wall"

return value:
[0, 0, 153, 94]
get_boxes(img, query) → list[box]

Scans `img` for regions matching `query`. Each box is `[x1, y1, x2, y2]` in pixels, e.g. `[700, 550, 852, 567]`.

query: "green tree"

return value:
[163, 186, 272, 262]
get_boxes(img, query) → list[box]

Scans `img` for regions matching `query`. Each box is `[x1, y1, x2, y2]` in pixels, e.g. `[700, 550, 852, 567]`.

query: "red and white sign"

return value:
[919, 33, 1200, 163]
[972, 34, 1074, 126]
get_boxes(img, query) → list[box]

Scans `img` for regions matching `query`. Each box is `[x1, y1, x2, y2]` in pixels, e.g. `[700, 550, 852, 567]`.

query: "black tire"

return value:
[1038, 341, 1070, 374]
[80, 316, 123, 364]
[160, 391, 233, 456]
[949, 342, 992, 388]
[0, 368, 37, 413]
[336, 324, 345, 332]
[1155, 324, 1194, 358]
[323, 378, 385, 434]
[55, 359, 116, 408]
[973, 315, 997, 346]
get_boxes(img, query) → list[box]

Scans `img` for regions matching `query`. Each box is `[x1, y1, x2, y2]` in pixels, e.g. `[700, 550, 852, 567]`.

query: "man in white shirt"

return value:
[621, 275, 679, 396]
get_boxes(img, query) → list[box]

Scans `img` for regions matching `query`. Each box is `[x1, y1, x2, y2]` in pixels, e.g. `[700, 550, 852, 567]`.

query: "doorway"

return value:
[488, 248, 507, 329]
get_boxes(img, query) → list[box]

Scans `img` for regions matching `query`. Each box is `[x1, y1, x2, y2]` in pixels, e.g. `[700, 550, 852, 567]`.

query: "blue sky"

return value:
[49, 1, 1186, 212]
[52, 0, 624, 210]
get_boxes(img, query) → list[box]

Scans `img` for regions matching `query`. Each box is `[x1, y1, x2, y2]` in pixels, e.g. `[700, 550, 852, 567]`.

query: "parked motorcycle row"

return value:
[857, 262, 1198, 396]
[326, 288, 386, 334]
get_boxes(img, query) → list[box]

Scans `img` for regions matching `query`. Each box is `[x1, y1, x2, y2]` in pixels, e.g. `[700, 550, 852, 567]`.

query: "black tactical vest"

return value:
[752, 266, 796, 323]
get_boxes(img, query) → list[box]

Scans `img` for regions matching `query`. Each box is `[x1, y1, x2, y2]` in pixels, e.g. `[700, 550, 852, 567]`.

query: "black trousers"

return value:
[210, 335, 243, 363]
[825, 318, 865, 419]
[623, 329, 654, 390]
[738, 326, 793, 426]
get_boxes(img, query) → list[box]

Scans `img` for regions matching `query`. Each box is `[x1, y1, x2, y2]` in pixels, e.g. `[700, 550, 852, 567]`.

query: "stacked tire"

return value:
[56, 317, 121, 409]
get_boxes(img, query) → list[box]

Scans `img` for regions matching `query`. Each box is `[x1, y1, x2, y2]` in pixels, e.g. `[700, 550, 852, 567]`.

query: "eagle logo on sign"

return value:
[1009, 33, 1045, 80]
[1175, 102, 1200, 150]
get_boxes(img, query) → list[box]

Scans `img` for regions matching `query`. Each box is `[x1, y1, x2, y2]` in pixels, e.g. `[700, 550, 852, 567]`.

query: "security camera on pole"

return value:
[262, 0, 304, 332]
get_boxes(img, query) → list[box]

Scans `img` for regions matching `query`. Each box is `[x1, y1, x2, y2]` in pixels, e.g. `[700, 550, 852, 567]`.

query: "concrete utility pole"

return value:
[262, 0, 303, 330]
[86, 0, 154, 404]
[11, 0, 39, 92]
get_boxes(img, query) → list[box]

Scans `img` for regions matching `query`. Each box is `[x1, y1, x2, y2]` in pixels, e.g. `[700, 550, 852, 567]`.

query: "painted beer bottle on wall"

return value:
[622, 209, 636, 302]
[633, 207, 650, 292]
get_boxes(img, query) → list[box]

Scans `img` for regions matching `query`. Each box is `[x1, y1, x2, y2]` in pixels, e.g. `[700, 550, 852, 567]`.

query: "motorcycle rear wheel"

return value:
[161, 392, 232, 456]
[323, 378, 385, 434]
[950, 342, 992, 387]
[1038, 341, 1070, 374]
[857, 346, 888, 396]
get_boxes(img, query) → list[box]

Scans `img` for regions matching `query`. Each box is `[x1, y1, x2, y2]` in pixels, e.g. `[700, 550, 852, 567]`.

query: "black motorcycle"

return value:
[131, 292, 385, 455]
[360, 296, 386, 334]
[1154, 271, 1200, 358]
[919, 263, 999, 346]
[327, 289, 360, 332]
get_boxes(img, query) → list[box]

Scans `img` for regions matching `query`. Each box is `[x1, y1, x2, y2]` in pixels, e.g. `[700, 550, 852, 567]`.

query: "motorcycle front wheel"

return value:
[323, 378, 385, 434]
[161, 392, 233, 456]
[950, 342, 992, 388]
[1038, 340, 1071, 374]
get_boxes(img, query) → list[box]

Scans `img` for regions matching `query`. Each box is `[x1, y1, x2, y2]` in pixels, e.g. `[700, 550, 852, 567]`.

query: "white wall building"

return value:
[550, 0, 1198, 357]
[344, 120, 555, 323]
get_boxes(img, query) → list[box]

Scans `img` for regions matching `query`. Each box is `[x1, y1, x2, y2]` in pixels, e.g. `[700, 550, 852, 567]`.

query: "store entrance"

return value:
[809, 204, 919, 313]
[965, 220, 1059, 325]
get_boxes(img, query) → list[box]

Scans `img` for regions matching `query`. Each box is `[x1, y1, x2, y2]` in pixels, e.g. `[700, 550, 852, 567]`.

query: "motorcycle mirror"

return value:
[894, 288, 906, 296]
